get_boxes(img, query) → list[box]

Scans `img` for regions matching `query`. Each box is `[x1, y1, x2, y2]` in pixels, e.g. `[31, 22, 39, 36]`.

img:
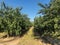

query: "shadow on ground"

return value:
[33, 31, 60, 45]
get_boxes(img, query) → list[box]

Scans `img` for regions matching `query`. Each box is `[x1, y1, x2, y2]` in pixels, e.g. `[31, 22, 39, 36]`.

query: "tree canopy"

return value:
[0, 2, 32, 37]
[34, 0, 60, 37]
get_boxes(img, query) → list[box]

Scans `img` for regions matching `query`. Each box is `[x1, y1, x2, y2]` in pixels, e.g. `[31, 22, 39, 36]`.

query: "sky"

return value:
[0, 0, 50, 21]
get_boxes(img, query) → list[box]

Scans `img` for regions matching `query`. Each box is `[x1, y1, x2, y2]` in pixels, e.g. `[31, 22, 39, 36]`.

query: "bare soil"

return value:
[0, 27, 51, 45]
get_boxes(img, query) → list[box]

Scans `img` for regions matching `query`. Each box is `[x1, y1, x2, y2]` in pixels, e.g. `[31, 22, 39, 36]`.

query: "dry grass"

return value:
[0, 27, 51, 45]
[18, 27, 51, 45]
[0, 32, 7, 38]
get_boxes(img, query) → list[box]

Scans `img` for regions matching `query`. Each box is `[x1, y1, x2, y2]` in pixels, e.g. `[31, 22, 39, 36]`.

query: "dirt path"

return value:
[0, 27, 51, 45]
[0, 37, 20, 45]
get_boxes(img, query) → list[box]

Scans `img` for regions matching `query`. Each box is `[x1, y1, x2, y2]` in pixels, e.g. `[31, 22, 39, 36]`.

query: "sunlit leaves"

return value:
[0, 2, 32, 37]
[34, 0, 60, 37]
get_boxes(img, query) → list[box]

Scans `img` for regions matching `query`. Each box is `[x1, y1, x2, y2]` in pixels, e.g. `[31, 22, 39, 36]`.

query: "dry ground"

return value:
[0, 27, 51, 45]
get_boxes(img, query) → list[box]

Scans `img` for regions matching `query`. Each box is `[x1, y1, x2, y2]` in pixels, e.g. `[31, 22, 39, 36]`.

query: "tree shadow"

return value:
[33, 30, 60, 45]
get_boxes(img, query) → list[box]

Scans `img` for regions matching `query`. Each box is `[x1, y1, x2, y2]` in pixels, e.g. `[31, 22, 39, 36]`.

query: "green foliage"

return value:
[0, 2, 32, 37]
[34, 0, 60, 37]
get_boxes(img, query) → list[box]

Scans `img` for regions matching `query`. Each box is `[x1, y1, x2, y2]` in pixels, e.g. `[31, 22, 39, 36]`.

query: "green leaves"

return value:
[0, 2, 32, 37]
[34, 0, 60, 37]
